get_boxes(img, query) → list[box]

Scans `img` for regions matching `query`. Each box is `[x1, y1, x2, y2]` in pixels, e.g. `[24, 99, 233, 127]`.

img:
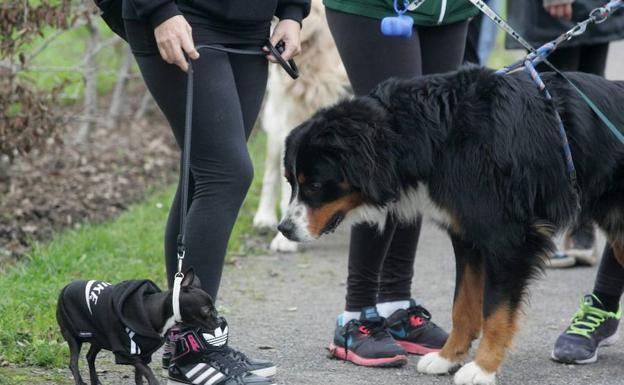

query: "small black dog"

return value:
[57, 269, 218, 385]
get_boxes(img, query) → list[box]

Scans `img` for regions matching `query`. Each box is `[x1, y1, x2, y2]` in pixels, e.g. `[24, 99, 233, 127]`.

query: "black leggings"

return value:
[326, 9, 468, 311]
[125, 20, 268, 299]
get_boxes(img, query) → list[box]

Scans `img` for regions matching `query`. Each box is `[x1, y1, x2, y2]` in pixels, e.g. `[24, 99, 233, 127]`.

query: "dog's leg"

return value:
[418, 235, 483, 375]
[134, 368, 144, 385]
[454, 260, 522, 385]
[61, 329, 86, 385]
[133, 361, 160, 385]
[253, 123, 282, 230]
[86, 344, 102, 385]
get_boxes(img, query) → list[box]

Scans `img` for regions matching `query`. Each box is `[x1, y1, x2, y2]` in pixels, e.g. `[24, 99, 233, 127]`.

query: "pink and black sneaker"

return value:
[328, 307, 407, 367]
[166, 318, 276, 385]
[385, 300, 448, 355]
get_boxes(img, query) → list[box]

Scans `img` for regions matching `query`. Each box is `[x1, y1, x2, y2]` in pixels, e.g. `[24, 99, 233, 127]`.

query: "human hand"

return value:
[544, 3, 573, 20]
[154, 15, 200, 72]
[265, 19, 301, 63]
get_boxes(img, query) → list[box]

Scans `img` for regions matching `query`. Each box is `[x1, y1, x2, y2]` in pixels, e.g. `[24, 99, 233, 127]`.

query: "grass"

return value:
[0, 130, 268, 369]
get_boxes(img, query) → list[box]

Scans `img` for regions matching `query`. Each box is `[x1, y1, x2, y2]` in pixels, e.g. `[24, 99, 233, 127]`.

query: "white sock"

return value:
[341, 311, 361, 325]
[376, 300, 411, 318]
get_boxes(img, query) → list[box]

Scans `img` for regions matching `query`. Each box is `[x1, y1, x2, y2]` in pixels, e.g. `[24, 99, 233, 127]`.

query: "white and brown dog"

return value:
[253, 0, 350, 252]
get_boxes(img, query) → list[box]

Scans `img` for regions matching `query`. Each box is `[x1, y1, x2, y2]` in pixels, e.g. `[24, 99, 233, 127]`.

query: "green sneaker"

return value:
[551, 294, 621, 364]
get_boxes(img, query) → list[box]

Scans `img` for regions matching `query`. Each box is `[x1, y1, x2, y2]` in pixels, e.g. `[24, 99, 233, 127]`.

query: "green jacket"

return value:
[323, 0, 478, 26]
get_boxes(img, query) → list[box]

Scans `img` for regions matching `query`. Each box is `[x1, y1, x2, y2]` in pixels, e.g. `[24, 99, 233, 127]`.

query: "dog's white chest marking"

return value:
[348, 184, 450, 230]
[392, 185, 451, 226]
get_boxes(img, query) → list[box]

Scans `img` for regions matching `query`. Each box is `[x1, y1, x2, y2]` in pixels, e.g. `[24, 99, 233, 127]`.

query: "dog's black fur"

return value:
[57, 269, 218, 385]
[281, 66, 624, 377]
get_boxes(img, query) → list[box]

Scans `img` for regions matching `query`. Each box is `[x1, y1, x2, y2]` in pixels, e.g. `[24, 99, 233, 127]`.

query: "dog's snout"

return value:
[278, 219, 295, 239]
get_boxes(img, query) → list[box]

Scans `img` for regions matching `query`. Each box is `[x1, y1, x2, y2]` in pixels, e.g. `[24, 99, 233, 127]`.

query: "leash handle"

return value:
[264, 39, 299, 79]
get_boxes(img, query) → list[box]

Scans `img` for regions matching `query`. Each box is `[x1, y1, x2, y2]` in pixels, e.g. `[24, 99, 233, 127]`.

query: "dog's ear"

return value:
[313, 98, 400, 204]
[181, 267, 202, 289]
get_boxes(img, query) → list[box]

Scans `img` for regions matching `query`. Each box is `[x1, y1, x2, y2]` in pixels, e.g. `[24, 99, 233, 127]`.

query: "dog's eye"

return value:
[307, 182, 322, 192]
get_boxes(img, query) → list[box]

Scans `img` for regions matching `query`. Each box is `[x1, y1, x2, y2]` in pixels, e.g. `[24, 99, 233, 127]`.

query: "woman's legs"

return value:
[326, 10, 423, 319]
[126, 19, 275, 382]
[377, 21, 469, 311]
[125, 21, 267, 299]
[326, 9, 468, 363]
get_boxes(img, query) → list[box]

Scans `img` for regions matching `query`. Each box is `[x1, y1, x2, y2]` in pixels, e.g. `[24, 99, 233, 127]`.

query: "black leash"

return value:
[172, 40, 298, 321]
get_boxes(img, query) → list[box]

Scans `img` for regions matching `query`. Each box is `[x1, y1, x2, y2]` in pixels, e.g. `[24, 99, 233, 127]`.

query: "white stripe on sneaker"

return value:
[193, 367, 216, 384]
[185, 363, 207, 379]
[206, 372, 224, 385]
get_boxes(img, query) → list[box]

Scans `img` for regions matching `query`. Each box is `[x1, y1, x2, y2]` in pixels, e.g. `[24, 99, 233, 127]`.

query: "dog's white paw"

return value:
[270, 232, 299, 253]
[417, 352, 460, 375]
[253, 210, 278, 230]
[454, 362, 496, 385]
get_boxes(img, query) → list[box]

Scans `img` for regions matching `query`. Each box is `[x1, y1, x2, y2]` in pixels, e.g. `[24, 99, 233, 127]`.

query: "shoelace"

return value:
[566, 302, 614, 338]
[404, 305, 433, 329]
[341, 319, 389, 358]
[203, 348, 249, 379]
[407, 305, 432, 321]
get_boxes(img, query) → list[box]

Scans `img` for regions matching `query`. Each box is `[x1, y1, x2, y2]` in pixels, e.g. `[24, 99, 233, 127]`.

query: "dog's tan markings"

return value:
[612, 240, 624, 267]
[474, 304, 519, 373]
[307, 193, 362, 237]
[444, 210, 463, 235]
[439, 264, 484, 362]
[297, 174, 306, 185]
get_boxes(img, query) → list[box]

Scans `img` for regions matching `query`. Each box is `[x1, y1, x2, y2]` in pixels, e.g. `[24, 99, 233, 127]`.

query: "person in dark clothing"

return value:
[322, 0, 478, 368]
[506, 0, 624, 365]
[121, 1, 310, 383]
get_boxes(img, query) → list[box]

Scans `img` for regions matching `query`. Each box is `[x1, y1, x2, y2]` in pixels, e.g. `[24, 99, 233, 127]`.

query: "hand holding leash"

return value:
[154, 15, 199, 72]
[266, 19, 302, 62]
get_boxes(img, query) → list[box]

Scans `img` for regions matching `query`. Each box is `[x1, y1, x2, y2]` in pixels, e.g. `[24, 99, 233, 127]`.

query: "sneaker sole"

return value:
[396, 340, 442, 355]
[168, 380, 276, 385]
[163, 366, 276, 378]
[546, 254, 576, 269]
[567, 248, 598, 266]
[250, 366, 277, 378]
[328, 343, 408, 367]
[550, 331, 619, 364]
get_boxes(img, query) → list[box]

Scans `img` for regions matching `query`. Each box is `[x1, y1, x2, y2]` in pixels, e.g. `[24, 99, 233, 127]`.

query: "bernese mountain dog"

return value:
[277, 66, 624, 384]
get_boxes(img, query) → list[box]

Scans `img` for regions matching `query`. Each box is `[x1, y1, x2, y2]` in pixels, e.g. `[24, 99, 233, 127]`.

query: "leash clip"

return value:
[590, 7, 610, 23]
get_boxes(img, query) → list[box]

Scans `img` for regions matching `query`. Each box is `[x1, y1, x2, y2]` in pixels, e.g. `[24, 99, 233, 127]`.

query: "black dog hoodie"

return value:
[58, 279, 164, 364]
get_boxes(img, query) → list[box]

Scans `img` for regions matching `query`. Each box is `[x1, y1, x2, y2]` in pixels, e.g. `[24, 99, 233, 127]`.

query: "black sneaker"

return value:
[386, 300, 448, 355]
[167, 321, 275, 385]
[551, 294, 621, 364]
[328, 307, 407, 367]
[162, 326, 277, 377]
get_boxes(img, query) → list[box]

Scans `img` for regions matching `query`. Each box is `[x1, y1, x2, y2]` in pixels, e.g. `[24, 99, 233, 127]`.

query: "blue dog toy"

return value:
[381, 0, 415, 38]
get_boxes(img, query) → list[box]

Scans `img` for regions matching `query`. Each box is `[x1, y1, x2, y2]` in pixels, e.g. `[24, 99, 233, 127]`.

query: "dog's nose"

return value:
[278, 219, 295, 239]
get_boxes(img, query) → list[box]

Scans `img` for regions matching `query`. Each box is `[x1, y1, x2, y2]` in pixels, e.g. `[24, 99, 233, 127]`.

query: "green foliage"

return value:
[19, 21, 127, 102]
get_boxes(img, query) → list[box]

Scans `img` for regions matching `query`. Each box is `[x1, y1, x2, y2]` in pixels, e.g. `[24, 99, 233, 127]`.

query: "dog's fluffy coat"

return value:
[279, 66, 624, 384]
